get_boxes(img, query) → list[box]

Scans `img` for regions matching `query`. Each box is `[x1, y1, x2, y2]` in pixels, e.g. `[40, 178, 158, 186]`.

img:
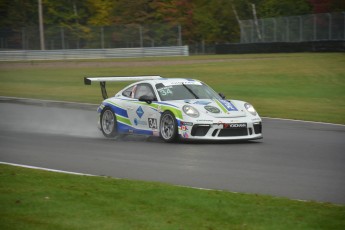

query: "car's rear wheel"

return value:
[100, 108, 117, 138]
[160, 111, 178, 142]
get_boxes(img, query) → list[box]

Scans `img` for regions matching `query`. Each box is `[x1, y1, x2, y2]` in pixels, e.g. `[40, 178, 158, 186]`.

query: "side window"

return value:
[134, 83, 155, 99]
[122, 85, 135, 98]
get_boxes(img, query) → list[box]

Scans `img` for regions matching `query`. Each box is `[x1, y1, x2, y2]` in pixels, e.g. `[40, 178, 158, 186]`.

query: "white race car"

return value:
[84, 76, 262, 142]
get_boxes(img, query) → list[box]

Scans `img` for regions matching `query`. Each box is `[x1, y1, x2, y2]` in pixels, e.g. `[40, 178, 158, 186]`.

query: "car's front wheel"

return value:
[100, 108, 117, 138]
[160, 111, 178, 142]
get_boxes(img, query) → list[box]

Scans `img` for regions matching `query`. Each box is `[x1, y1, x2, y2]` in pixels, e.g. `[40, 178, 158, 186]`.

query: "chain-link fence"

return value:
[0, 24, 182, 50]
[240, 12, 345, 43]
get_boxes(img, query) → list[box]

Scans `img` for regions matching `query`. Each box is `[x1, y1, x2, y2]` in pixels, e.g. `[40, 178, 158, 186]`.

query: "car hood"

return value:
[171, 99, 247, 118]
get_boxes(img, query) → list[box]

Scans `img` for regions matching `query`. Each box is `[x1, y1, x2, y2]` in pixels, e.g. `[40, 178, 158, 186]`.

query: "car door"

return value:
[125, 83, 159, 135]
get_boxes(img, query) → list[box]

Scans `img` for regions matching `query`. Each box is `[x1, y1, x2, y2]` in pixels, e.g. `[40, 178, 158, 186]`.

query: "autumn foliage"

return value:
[0, 0, 344, 44]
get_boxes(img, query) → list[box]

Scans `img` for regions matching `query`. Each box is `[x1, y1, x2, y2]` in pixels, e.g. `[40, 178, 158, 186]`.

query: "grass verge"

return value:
[1, 164, 344, 230]
[0, 53, 344, 124]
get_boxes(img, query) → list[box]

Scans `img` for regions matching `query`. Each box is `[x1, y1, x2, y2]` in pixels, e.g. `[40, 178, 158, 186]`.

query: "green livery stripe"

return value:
[161, 106, 183, 120]
[116, 115, 132, 126]
[215, 100, 227, 113]
[134, 101, 183, 119]
[134, 101, 159, 110]
[106, 100, 125, 110]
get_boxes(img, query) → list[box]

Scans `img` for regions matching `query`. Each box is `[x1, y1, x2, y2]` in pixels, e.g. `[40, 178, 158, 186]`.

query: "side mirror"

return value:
[139, 95, 155, 104]
[219, 93, 226, 99]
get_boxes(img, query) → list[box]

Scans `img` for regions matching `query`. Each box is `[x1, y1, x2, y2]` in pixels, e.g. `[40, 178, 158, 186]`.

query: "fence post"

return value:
[239, 21, 247, 43]
[251, 20, 254, 42]
[252, 4, 262, 41]
[286, 17, 289, 42]
[328, 13, 332, 40]
[60, 27, 65, 49]
[313, 14, 317, 41]
[298, 16, 303, 42]
[343, 12, 345, 40]
[139, 25, 143, 48]
[178, 24, 182, 46]
[273, 18, 277, 42]
[101, 27, 104, 49]
[261, 19, 264, 42]
[38, 0, 45, 50]
[22, 28, 25, 50]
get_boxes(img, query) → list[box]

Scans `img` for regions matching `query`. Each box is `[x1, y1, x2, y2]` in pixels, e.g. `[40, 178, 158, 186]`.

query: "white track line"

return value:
[0, 161, 96, 177]
[262, 116, 345, 127]
[1, 161, 317, 204]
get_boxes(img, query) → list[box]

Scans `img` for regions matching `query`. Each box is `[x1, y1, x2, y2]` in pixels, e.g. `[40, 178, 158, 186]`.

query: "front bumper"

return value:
[178, 119, 263, 140]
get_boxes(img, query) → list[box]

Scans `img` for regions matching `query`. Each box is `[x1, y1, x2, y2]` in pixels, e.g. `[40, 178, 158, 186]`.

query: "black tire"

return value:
[160, 111, 178, 142]
[100, 108, 117, 138]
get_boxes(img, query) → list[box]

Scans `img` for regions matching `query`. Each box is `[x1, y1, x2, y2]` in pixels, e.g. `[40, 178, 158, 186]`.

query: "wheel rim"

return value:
[102, 110, 115, 135]
[161, 114, 175, 140]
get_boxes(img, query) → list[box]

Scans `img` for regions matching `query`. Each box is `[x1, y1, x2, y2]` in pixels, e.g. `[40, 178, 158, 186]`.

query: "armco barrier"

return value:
[0, 46, 189, 61]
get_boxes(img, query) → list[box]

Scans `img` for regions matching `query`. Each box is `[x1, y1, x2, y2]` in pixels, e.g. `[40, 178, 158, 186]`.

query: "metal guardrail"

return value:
[0, 46, 189, 61]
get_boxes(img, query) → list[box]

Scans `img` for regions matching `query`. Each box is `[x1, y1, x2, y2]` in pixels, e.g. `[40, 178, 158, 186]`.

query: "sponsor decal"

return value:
[180, 121, 193, 126]
[204, 105, 220, 113]
[136, 106, 144, 118]
[184, 100, 211, 105]
[229, 123, 247, 128]
[183, 132, 189, 138]
[134, 118, 147, 126]
[217, 121, 247, 129]
[148, 118, 158, 129]
[225, 123, 247, 129]
[180, 126, 188, 131]
[197, 119, 213, 122]
[219, 100, 238, 111]
[163, 81, 202, 86]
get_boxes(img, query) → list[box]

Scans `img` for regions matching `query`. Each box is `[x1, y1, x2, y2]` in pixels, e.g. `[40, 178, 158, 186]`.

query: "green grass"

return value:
[1, 164, 344, 230]
[1, 53, 344, 229]
[0, 53, 344, 124]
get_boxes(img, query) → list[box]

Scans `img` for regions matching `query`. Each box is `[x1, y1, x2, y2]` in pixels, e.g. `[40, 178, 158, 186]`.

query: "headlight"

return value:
[183, 105, 200, 118]
[245, 103, 257, 116]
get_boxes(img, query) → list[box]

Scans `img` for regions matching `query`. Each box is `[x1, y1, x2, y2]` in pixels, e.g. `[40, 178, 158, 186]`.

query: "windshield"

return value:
[155, 82, 222, 101]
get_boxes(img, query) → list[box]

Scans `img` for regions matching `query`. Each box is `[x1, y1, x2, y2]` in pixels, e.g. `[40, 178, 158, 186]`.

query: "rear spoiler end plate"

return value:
[84, 76, 162, 99]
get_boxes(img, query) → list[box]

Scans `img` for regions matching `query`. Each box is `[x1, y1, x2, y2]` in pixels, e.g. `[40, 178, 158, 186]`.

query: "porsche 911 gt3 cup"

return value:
[84, 76, 262, 142]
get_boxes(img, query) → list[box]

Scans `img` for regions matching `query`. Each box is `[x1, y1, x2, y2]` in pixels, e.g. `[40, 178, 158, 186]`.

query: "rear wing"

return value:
[84, 76, 162, 99]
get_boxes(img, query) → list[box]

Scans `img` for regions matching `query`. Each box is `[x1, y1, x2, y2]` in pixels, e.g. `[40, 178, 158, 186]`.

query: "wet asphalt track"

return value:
[0, 98, 344, 204]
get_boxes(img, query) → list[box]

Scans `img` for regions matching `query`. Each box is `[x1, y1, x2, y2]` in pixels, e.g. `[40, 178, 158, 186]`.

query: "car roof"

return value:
[143, 78, 202, 85]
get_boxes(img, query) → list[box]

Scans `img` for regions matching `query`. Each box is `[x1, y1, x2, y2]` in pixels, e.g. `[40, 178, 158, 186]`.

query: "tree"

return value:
[42, 0, 90, 26]
[151, 0, 196, 43]
[309, 0, 345, 13]
[87, 0, 115, 26]
[258, 0, 312, 18]
[194, 0, 238, 43]
[0, 0, 38, 28]
[112, 0, 155, 25]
